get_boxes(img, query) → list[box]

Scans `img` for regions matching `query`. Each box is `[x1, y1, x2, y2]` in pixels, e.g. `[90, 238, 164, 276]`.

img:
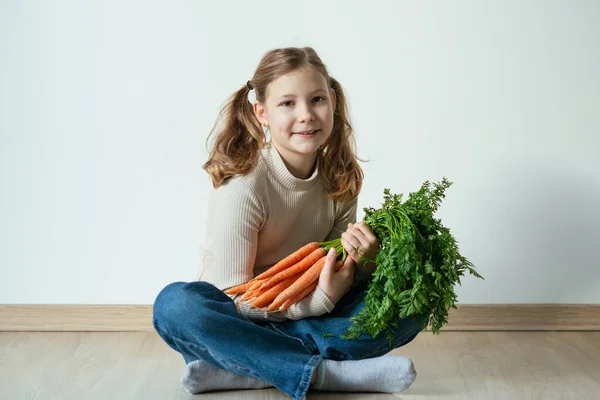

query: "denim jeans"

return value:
[152, 280, 427, 400]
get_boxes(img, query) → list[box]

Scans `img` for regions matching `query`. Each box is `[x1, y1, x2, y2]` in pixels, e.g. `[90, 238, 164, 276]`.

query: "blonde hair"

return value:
[202, 46, 364, 203]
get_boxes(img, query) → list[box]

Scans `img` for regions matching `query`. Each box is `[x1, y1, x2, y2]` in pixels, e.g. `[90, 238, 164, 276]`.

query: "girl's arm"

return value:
[233, 287, 336, 322]
[199, 178, 261, 293]
[201, 178, 336, 322]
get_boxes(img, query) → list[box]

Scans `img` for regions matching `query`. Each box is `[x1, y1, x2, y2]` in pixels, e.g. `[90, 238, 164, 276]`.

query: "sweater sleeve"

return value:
[230, 286, 335, 322]
[323, 197, 358, 243]
[200, 178, 335, 322]
[200, 178, 262, 290]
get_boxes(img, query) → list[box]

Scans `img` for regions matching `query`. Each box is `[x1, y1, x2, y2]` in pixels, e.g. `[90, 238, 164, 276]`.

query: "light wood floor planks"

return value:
[1, 331, 598, 399]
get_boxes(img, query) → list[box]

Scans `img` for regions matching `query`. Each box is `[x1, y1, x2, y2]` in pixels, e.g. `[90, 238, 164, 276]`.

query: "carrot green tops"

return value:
[198, 141, 367, 322]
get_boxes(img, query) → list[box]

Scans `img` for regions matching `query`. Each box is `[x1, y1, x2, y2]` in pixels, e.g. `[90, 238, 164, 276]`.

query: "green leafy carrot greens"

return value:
[321, 177, 484, 342]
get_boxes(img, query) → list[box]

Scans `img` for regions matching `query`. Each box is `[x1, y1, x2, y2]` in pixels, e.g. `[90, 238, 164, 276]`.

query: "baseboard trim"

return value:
[0, 305, 151, 332]
[0, 304, 598, 331]
[443, 304, 600, 331]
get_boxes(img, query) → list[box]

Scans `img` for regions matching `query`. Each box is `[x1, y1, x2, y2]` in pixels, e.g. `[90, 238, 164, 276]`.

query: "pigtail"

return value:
[203, 84, 266, 188]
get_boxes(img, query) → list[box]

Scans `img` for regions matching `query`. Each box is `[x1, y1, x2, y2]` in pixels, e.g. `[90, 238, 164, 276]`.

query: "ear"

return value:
[253, 101, 269, 127]
[330, 87, 337, 112]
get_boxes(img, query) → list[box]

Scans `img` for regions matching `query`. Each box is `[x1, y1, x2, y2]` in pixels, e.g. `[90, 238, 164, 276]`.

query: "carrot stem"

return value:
[319, 239, 347, 263]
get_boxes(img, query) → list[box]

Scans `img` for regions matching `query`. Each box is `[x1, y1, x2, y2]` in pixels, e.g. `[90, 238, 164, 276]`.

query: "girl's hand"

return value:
[318, 248, 354, 303]
[341, 222, 379, 273]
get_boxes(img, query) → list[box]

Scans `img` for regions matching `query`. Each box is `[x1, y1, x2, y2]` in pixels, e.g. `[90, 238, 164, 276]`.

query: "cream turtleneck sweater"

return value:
[198, 142, 368, 322]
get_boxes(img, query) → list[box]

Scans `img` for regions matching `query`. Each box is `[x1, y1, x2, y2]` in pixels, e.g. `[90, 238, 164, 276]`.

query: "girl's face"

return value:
[254, 66, 336, 173]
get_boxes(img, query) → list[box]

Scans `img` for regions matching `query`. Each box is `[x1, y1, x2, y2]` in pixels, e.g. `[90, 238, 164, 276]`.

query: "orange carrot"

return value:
[268, 256, 328, 311]
[251, 283, 272, 299]
[225, 276, 270, 296]
[250, 273, 302, 309]
[225, 282, 252, 295]
[248, 278, 267, 291]
[240, 289, 258, 301]
[251, 242, 320, 282]
[279, 282, 317, 311]
[259, 247, 326, 292]
[277, 261, 343, 311]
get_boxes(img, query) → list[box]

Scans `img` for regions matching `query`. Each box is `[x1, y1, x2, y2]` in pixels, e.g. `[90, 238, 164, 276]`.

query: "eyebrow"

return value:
[276, 89, 327, 101]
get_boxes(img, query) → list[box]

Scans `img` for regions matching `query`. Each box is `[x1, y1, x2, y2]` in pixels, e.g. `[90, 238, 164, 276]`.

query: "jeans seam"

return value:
[153, 317, 182, 354]
[268, 323, 317, 354]
[294, 354, 322, 400]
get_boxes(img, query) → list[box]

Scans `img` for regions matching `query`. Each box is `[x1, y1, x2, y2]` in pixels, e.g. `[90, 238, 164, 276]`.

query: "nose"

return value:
[297, 103, 316, 123]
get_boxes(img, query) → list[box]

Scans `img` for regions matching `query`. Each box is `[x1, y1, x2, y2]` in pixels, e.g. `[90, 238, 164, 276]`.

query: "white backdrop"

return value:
[1, 0, 598, 304]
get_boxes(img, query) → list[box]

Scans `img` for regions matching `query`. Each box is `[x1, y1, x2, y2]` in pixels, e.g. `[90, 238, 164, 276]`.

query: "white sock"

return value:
[180, 359, 272, 394]
[312, 355, 417, 393]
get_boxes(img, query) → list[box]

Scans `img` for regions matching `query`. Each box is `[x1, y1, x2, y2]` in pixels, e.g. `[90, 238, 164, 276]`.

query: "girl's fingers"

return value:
[347, 223, 370, 250]
[341, 235, 356, 253]
[341, 236, 361, 263]
[343, 228, 365, 256]
[325, 248, 336, 267]
[328, 247, 337, 261]
[341, 255, 355, 290]
[319, 248, 335, 283]
[343, 253, 354, 270]
[348, 222, 377, 248]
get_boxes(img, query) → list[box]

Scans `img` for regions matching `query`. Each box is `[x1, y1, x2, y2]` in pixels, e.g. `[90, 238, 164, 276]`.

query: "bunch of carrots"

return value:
[224, 240, 347, 312]
[225, 180, 483, 340]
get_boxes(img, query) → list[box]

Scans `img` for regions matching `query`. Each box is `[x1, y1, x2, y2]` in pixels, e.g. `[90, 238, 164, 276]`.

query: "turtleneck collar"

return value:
[260, 142, 320, 191]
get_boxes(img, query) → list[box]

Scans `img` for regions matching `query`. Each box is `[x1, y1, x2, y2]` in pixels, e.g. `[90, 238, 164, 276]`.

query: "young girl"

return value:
[152, 47, 427, 400]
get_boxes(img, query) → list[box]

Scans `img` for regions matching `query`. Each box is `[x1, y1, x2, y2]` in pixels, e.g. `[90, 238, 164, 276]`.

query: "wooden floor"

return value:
[1, 331, 598, 399]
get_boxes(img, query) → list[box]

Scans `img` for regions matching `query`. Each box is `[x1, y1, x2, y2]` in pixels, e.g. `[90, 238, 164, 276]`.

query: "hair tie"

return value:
[246, 80, 254, 90]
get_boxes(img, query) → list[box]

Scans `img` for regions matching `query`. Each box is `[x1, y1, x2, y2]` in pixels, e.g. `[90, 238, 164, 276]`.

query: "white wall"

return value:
[1, 0, 598, 305]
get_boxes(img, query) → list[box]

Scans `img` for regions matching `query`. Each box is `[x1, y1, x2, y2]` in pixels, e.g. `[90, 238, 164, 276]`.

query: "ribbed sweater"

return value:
[198, 142, 368, 322]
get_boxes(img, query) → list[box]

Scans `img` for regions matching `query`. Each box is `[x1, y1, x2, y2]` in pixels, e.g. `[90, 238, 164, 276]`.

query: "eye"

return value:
[279, 100, 294, 107]
[313, 96, 326, 103]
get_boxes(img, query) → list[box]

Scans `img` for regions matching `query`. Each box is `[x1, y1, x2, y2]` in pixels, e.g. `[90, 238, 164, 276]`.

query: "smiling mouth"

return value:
[294, 129, 320, 135]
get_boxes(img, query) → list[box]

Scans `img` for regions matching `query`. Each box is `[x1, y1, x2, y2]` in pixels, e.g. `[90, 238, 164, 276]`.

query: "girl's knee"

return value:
[154, 280, 216, 306]
[394, 315, 429, 347]
[153, 281, 187, 328]
[413, 314, 429, 334]
[152, 281, 229, 334]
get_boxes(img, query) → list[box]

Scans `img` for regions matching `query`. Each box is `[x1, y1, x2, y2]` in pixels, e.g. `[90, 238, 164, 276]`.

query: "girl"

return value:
[152, 47, 426, 400]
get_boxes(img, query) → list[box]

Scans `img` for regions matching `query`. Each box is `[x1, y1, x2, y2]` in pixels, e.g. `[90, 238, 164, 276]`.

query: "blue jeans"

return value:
[152, 281, 427, 400]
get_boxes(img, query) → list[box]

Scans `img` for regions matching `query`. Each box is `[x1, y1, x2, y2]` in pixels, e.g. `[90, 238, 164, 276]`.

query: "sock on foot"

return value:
[180, 359, 272, 394]
[312, 355, 416, 393]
